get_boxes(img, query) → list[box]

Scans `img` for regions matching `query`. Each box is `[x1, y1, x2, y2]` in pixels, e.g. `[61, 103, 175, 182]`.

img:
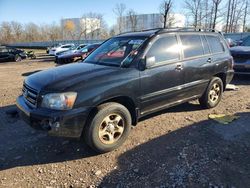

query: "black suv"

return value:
[0, 46, 27, 62]
[230, 36, 250, 74]
[16, 28, 234, 153]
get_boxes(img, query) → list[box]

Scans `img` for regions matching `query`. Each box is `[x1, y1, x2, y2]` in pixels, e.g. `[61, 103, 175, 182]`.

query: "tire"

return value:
[199, 77, 223, 109]
[84, 102, 132, 153]
[14, 54, 21, 62]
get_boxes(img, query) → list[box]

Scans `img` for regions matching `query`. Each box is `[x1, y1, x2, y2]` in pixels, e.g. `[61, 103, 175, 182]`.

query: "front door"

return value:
[139, 34, 184, 115]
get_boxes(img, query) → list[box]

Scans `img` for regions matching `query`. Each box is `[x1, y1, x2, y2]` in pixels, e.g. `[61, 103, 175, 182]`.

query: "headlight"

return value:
[41, 92, 77, 110]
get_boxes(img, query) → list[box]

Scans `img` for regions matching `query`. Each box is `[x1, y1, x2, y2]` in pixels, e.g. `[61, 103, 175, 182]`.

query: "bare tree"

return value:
[113, 3, 126, 34]
[0, 22, 13, 43]
[47, 24, 62, 41]
[127, 9, 138, 32]
[225, 0, 232, 32]
[212, 0, 223, 29]
[159, 0, 174, 28]
[88, 13, 103, 40]
[184, 0, 202, 28]
[10, 21, 23, 42]
[0, 21, 64, 44]
[242, 0, 249, 32]
[24, 23, 42, 42]
[97, 16, 110, 39]
[226, 0, 247, 32]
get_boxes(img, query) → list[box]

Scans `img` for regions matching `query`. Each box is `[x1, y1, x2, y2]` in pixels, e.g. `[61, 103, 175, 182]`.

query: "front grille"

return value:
[22, 84, 38, 107]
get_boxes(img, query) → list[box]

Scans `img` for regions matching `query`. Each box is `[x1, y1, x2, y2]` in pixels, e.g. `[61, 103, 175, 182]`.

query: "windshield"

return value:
[69, 46, 76, 50]
[84, 37, 146, 67]
[81, 45, 90, 53]
[242, 37, 250, 46]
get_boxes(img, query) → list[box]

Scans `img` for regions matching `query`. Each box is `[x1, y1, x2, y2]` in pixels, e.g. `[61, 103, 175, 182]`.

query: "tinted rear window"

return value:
[180, 34, 204, 58]
[206, 35, 224, 53]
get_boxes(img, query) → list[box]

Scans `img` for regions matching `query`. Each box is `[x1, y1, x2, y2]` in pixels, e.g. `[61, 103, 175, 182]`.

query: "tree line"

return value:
[0, 0, 249, 44]
[182, 0, 249, 32]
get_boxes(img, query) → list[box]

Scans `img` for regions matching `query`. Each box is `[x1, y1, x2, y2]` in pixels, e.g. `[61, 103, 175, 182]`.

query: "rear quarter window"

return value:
[180, 34, 204, 59]
[206, 35, 225, 54]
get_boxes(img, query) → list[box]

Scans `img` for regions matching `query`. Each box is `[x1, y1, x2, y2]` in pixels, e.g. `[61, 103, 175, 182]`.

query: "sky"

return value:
[0, 0, 183, 27]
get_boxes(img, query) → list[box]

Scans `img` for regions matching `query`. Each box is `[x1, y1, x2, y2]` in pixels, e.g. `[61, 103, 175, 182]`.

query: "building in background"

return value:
[61, 17, 101, 40]
[117, 13, 186, 33]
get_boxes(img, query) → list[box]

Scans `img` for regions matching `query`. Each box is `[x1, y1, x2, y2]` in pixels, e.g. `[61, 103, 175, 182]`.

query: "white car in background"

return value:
[54, 44, 88, 56]
[49, 44, 75, 56]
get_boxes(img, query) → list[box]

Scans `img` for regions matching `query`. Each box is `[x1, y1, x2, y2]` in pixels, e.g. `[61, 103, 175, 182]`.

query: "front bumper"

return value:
[16, 95, 91, 138]
[234, 63, 250, 75]
[55, 57, 74, 64]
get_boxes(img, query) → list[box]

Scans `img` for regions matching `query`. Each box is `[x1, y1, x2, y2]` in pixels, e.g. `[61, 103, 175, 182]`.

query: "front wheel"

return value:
[84, 102, 132, 153]
[199, 77, 223, 109]
[14, 54, 21, 62]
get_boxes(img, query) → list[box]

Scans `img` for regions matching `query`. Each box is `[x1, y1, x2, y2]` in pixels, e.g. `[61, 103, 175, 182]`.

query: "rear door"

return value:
[139, 34, 184, 115]
[206, 34, 229, 75]
[179, 33, 214, 98]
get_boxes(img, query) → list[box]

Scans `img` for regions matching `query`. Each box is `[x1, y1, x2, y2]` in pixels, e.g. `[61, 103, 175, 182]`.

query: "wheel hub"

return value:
[107, 123, 115, 133]
[209, 83, 220, 103]
[98, 113, 125, 145]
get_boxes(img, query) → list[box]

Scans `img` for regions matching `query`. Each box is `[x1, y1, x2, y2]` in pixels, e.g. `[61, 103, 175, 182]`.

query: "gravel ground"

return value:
[0, 59, 250, 187]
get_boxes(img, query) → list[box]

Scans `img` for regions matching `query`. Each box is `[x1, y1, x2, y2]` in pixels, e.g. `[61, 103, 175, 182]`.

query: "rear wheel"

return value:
[199, 77, 223, 109]
[84, 102, 132, 153]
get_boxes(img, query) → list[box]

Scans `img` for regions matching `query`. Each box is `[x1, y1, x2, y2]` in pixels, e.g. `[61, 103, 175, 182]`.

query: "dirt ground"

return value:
[0, 57, 250, 188]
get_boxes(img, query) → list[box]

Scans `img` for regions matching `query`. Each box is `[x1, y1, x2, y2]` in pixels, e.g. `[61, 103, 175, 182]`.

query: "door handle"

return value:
[175, 63, 183, 71]
[207, 58, 212, 63]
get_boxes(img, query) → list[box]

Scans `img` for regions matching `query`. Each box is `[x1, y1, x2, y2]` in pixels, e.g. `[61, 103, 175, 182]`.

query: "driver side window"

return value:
[147, 35, 180, 64]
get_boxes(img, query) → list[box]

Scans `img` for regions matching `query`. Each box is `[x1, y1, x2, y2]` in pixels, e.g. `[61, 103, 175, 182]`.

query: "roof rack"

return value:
[117, 27, 223, 36]
[117, 28, 162, 36]
[156, 27, 222, 34]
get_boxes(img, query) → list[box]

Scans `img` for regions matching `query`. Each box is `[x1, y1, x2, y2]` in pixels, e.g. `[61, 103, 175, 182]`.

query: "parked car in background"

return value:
[55, 43, 100, 64]
[0, 46, 27, 62]
[230, 36, 250, 75]
[46, 44, 61, 54]
[226, 38, 237, 47]
[55, 44, 87, 56]
[49, 44, 75, 56]
[16, 28, 234, 153]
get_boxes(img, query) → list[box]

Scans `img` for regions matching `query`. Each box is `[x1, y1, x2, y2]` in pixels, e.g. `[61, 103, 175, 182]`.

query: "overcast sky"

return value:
[0, 0, 184, 27]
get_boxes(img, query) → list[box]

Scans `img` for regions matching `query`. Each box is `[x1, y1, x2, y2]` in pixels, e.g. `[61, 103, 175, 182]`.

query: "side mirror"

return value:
[146, 56, 156, 68]
[139, 56, 156, 70]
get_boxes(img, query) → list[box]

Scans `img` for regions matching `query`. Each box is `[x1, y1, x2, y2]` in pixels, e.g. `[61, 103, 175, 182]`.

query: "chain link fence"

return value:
[6, 39, 105, 49]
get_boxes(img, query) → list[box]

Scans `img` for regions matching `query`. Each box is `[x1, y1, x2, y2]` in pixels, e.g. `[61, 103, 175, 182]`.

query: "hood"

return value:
[230, 46, 250, 54]
[25, 63, 119, 92]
